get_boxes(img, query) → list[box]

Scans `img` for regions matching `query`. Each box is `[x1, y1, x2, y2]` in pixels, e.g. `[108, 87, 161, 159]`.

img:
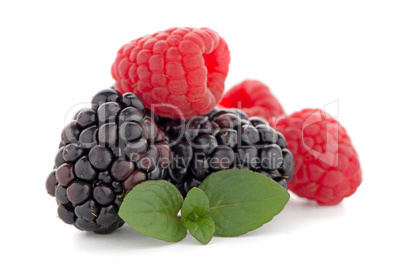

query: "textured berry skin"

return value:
[219, 80, 285, 126]
[46, 88, 172, 233]
[277, 109, 362, 205]
[159, 108, 295, 196]
[111, 27, 230, 119]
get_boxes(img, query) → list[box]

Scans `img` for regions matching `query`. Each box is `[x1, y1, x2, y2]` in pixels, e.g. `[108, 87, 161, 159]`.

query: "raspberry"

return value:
[111, 27, 230, 119]
[219, 80, 285, 126]
[46, 88, 172, 233]
[158, 108, 295, 196]
[277, 109, 362, 205]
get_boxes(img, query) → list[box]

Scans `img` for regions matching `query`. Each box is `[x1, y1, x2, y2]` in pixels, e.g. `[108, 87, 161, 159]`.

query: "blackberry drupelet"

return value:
[45, 88, 172, 234]
[160, 108, 295, 196]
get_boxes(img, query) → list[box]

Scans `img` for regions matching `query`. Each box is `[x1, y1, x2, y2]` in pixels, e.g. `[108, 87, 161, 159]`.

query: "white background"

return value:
[1, 0, 401, 267]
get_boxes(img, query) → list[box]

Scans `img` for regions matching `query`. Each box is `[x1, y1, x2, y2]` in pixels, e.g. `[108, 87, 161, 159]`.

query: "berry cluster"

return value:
[110, 27, 361, 206]
[47, 26, 362, 236]
[46, 89, 172, 233]
[219, 81, 362, 205]
[160, 108, 294, 196]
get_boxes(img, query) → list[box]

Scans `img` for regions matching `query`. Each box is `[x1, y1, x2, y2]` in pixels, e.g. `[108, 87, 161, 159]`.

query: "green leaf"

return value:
[199, 169, 290, 237]
[182, 187, 215, 244]
[118, 180, 187, 242]
[182, 217, 215, 245]
[182, 187, 210, 219]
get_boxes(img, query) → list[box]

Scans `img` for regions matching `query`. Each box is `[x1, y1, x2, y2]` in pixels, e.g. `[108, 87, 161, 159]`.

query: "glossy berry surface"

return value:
[159, 108, 295, 196]
[46, 88, 172, 234]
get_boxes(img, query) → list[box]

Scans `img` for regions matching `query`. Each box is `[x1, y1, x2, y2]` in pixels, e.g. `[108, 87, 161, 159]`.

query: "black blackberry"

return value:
[160, 108, 295, 196]
[45, 88, 171, 234]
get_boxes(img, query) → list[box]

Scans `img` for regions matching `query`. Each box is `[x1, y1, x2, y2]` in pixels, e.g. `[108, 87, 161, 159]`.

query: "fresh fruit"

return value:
[46, 24, 363, 243]
[159, 108, 295, 195]
[45, 88, 172, 233]
[111, 27, 230, 119]
[219, 80, 285, 126]
[277, 109, 362, 205]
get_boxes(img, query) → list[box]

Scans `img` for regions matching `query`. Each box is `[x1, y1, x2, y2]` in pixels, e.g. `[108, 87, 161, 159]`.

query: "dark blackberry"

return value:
[88, 146, 113, 170]
[61, 121, 81, 146]
[46, 88, 172, 234]
[159, 108, 295, 196]
[63, 144, 85, 162]
[76, 108, 97, 128]
[79, 126, 98, 149]
[97, 102, 121, 125]
[45, 171, 57, 196]
[55, 163, 75, 187]
[54, 147, 66, 168]
[123, 170, 147, 191]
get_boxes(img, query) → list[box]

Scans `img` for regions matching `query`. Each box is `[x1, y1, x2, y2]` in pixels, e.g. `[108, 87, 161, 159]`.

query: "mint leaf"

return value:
[118, 180, 187, 242]
[199, 169, 290, 237]
[182, 187, 215, 245]
[183, 217, 215, 245]
[182, 187, 210, 219]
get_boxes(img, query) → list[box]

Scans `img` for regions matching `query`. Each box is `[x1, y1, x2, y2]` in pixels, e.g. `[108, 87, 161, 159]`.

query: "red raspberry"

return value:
[219, 80, 285, 126]
[277, 109, 362, 205]
[111, 27, 230, 119]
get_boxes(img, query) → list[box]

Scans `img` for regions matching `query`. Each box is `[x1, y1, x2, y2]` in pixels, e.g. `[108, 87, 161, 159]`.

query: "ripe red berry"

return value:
[277, 109, 362, 205]
[219, 80, 285, 126]
[111, 27, 230, 119]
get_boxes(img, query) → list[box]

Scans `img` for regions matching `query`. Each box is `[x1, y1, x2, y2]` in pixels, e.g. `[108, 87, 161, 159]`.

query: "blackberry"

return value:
[160, 108, 295, 196]
[46, 88, 171, 234]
